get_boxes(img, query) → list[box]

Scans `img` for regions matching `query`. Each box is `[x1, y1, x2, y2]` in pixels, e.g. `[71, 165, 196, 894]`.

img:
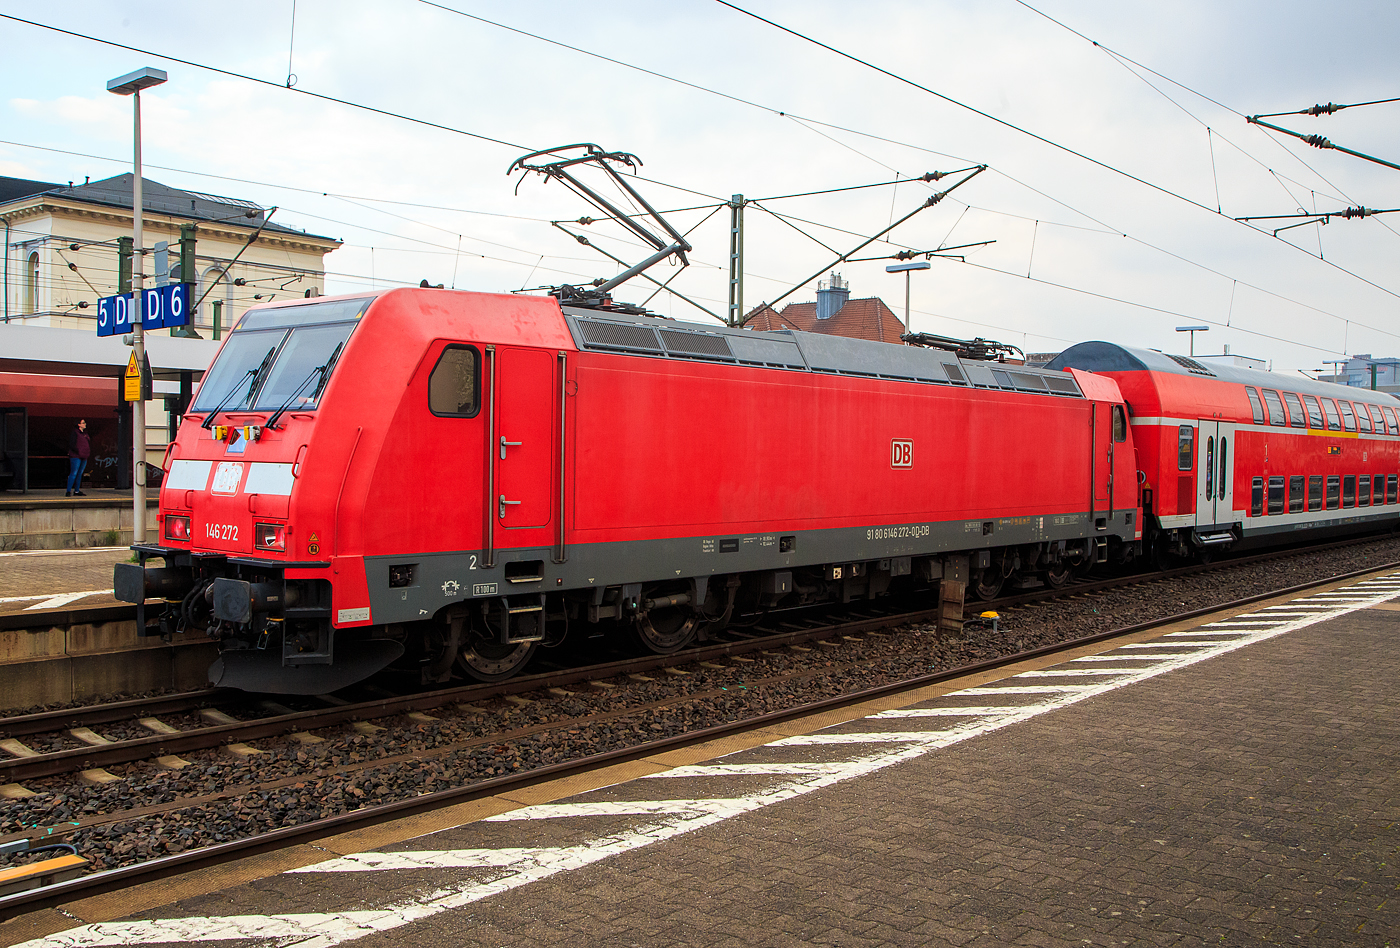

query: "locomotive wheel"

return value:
[1043, 563, 1071, 588]
[456, 636, 538, 682]
[632, 606, 700, 654]
[970, 568, 1004, 601]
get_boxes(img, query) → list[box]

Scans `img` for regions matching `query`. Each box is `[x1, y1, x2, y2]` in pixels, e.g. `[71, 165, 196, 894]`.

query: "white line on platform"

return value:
[22, 590, 111, 610]
[1118, 641, 1241, 648]
[1072, 653, 1200, 661]
[870, 707, 1016, 717]
[948, 684, 1102, 694]
[1013, 669, 1139, 677]
[640, 761, 863, 778]
[1168, 628, 1260, 634]
[484, 799, 747, 820]
[21, 572, 1400, 948]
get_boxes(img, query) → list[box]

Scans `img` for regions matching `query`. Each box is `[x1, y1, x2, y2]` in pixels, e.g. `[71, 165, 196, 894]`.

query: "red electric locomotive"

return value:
[116, 288, 1142, 693]
[1050, 342, 1400, 559]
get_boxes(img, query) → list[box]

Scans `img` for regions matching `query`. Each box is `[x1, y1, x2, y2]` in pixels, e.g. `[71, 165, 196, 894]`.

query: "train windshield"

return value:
[190, 297, 373, 414]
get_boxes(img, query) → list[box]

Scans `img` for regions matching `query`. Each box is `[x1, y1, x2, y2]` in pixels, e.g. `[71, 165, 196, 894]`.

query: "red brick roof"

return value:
[808, 297, 907, 344]
[741, 297, 907, 344]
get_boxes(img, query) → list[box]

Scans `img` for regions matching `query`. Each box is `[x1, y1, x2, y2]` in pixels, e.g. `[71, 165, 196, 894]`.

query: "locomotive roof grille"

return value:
[563, 309, 1082, 399]
[657, 328, 735, 360]
[576, 318, 663, 353]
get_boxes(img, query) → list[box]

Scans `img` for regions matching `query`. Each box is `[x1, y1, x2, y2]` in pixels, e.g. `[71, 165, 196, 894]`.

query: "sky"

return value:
[2, 0, 1398, 376]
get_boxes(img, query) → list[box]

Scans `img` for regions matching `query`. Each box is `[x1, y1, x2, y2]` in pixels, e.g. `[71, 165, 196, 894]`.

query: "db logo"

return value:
[890, 439, 913, 468]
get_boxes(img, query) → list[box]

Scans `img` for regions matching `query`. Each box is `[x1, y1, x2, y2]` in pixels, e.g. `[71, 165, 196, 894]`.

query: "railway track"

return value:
[3, 541, 1397, 920]
[1, 532, 1394, 788]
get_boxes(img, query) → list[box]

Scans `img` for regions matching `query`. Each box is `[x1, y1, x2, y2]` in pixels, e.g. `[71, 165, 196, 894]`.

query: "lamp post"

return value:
[886, 260, 931, 330]
[1175, 324, 1209, 357]
[108, 66, 167, 543]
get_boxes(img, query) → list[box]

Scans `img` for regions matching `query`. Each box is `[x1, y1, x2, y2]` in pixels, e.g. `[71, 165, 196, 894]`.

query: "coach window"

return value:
[1388, 474, 1398, 504]
[1322, 398, 1342, 430]
[1261, 390, 1287, 426]
[1359, 475, 1372, 507]
[428, 345, 481, 417]
[1288, 475, 1305, 513]
[1339, 401, 1357, 432]
[1111, 405, 1127, 442]
[1301, 394, 1324, 428]
[1250, 477, 1264, 517]
[1245, 387, 1265, 424]
[1343, 475, 1356, 507]
[1268, 476, 1285, 515]
[1308, 475, 1323, 511]
[1384, 406, 1399, 435]
[1367, 404, 1386, 433]
[1218, 438, 1228, 500]
[1327, 475, 1341, 509]
[1282, 393, 1306, 428]
[1177, 426, 1194, 471]
[1356, 404, 1373, 433]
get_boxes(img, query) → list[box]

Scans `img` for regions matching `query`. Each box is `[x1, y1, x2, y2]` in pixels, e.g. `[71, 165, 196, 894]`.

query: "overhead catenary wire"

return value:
[5, 11, 1395, 357]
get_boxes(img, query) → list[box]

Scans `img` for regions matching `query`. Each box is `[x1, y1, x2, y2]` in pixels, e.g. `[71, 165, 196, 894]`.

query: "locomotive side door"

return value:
[493, 347, 557, 537]
[1195, 421, 1236, 528]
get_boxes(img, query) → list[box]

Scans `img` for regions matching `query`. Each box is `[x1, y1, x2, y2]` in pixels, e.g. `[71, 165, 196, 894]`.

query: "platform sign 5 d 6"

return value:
[97, 283, 191, 336]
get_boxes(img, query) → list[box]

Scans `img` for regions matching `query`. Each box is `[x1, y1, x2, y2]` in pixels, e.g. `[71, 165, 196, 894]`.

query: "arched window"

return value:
[23, 251, 39, 314]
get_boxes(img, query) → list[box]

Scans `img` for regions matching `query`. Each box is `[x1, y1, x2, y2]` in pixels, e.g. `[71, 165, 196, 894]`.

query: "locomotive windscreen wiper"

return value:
[201, 346, 277, 429]
[264, 341, 344, 430]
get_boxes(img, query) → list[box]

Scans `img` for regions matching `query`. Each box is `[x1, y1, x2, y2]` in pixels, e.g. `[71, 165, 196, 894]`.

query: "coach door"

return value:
[1195, 421, 1236, 528]
[489, 347, 558, 552]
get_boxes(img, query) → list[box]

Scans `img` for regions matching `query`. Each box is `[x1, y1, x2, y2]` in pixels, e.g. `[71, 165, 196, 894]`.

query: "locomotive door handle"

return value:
[499, 495, 521, 519]
[500, 436, 523, 460]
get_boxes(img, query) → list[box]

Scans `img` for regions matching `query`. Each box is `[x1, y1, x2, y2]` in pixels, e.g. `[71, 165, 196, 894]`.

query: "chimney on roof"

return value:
[816, 272, 849, 320]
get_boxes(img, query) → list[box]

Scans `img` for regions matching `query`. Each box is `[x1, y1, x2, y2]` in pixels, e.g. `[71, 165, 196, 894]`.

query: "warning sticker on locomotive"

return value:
[210, 461, 243, 495]
[866, 523, 931, 541]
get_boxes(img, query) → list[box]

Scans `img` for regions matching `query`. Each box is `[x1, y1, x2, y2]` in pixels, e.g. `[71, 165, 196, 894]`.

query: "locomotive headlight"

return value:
[254, 522, 287, 552]
[164, 515, 191, 541]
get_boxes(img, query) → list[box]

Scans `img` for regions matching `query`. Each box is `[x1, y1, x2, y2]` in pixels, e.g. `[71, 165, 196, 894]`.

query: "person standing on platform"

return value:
[66, 418, 90, 497]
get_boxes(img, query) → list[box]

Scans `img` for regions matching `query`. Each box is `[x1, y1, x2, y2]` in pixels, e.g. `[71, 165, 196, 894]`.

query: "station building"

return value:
[0, 174, 339, 492]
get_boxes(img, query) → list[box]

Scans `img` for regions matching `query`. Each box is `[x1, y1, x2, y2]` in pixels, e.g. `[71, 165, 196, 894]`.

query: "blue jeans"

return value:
[67, 457, 86, 493]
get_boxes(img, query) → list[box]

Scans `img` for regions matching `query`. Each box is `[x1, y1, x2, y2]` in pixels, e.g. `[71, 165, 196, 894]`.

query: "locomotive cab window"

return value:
[1177, 426, 1194, 471]
[1301, 394, 1324, 429]
[428, 345, 481, 417]
[1111, 405, 1127, 442]
[1261, 389, 1287, 427]
[1245, 387, 1265, 424]
[1282, 392, 1306, 428]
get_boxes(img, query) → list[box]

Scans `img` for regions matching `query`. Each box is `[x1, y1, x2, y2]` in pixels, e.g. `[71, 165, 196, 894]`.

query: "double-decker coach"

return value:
[1050, 342, 1400, 560]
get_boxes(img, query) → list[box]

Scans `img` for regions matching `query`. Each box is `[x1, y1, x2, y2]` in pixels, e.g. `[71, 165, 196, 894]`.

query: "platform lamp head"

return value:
[1175, 324, 1209, 357]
